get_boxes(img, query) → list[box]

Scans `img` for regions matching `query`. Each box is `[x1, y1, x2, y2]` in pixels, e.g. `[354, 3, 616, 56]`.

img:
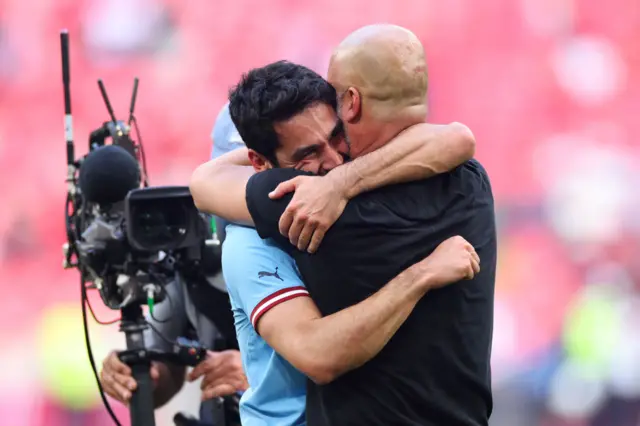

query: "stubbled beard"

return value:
[344, 131, 352, 157]
[336, 106, 351, 157]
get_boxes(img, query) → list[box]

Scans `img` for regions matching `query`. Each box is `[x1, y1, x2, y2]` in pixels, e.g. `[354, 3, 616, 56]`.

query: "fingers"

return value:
[200, 351, 245, 389]
[278, 207, 294, 238]
[200, 371, 245, 393]
[202, 384, 236, 401]
[471, 257, 480, 276]
[201, 372, 214, 391]
[269, 178, 299, 200]
[465, 264, 475, 280]
[188, 365, 203, 382]
[188, 352, 222, 382]
[101, 370, 135, 403]
[463, 241, 474, 253]
[106, 351, 131, 376]
[115, 372, 137, 393]
[470, 249, 480, 266]
[197, 351, 246, 398]
[188, 359, 209, 382]
[307, 227, 326, 254]
[296, 222, 315, 252]
[458, 239, 480, 278]
[283, 209, 325, 252]
[199, 359, 229, 391]
[238, 374, 249, 391]
[464, 250, 480, 279]
[287, 214, 306, 247]
[465, 243, 480, 267]
[466, 244, 480, 277]
[101, 352, 136, 403]
[149, 364, 160, 382]
[451, 235, 467, 245]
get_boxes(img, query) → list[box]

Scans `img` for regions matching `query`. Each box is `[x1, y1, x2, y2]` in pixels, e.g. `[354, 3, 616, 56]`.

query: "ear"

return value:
[248, 150, 272, 172]
[342, 87, 361, 123]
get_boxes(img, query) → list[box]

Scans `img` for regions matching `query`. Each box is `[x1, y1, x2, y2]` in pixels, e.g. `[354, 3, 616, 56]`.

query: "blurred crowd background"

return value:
[1, 0, 639, 425]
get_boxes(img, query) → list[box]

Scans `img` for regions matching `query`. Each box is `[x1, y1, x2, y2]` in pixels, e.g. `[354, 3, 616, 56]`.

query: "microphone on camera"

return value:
[79, 145, 141, 205]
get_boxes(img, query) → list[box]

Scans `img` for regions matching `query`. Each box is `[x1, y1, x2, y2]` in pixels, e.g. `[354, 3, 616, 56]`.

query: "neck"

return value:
[355, 109, 425, 157]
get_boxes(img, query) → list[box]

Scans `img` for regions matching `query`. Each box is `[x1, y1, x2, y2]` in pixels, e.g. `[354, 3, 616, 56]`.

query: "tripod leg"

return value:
[121, 304, 156, 426]
[130, 361, 156, 426]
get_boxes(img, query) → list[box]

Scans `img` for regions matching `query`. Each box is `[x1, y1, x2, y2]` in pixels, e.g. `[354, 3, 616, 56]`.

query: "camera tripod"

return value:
[118, 304, 207, 426]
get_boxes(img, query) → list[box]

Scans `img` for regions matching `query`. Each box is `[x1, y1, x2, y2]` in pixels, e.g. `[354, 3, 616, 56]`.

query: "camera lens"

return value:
[131, 199, 189, 248]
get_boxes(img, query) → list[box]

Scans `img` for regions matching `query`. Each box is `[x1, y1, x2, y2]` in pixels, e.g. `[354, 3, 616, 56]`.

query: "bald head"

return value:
[328, 24, 428, 120]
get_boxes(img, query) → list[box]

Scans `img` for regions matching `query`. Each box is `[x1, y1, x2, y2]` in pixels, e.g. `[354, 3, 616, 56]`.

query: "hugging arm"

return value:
[266, 122, 476, 251]
[258, 266, 431, 384]
[190, 147, 254, 224]
[190, 122, 474, 234]
[223, 228, 480, 385]
[335, 122, 475, 198]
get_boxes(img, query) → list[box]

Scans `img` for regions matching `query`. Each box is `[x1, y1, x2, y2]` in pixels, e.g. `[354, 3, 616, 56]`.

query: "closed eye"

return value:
[291, 144, 321, 163]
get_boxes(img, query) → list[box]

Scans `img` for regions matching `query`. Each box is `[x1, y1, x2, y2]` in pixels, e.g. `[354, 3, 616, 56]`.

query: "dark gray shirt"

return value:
[143, 273, 226, 424]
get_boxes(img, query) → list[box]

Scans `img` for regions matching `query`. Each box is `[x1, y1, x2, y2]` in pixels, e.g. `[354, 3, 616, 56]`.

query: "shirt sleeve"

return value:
[222, 224, 309, 331]
[245, 168, 311, 245]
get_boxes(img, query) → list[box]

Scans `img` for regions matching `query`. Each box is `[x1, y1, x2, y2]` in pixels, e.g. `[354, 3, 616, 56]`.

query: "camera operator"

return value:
[99, 104, 248, 424]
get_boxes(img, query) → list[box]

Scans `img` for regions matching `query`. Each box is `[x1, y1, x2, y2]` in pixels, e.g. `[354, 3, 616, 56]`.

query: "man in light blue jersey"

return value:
[210, 102, 308, 425]
[205, 63, 479, 425]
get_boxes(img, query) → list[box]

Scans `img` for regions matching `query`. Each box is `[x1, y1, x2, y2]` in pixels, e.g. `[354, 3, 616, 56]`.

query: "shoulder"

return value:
[338, 159, 493, 225]
[463, 159, 492, 183]
[222, 225, 296, 270]
[443, 159, 493, 198]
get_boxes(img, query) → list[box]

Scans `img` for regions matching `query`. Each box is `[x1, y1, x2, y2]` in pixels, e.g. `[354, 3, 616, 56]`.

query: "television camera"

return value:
[59, 30, 238, 426]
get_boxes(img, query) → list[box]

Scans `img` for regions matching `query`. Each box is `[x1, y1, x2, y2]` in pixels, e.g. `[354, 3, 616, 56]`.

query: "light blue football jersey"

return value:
[222, 224, 308, 426]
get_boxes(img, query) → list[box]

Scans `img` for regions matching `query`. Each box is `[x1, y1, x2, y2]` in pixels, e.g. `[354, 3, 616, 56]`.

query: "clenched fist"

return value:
[419, 236, 481, 290]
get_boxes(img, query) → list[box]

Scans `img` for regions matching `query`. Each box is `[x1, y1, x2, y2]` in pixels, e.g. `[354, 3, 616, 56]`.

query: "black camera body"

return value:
[73, 184, 211, 311]
[60, 75, 214, 312]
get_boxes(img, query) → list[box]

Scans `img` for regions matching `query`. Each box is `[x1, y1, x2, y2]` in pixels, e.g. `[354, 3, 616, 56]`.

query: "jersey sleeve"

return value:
[245, 168, 311, 245]
[222, 224, 309, 331]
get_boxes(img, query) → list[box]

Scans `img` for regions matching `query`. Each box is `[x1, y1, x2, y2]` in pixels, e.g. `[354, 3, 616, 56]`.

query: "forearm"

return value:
[152, 362, 186, 408]
[295, 265, 431, 383]
[334, 122, 475, 199]
[189, 148, 255, 224]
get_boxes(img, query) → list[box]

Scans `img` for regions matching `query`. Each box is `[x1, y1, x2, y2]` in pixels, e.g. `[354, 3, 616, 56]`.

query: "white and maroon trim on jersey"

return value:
[250, 286, 310, 329]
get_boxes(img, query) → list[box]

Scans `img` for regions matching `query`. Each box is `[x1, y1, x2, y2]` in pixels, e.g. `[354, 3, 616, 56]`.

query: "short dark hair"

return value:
[228, 60, 336, 165]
